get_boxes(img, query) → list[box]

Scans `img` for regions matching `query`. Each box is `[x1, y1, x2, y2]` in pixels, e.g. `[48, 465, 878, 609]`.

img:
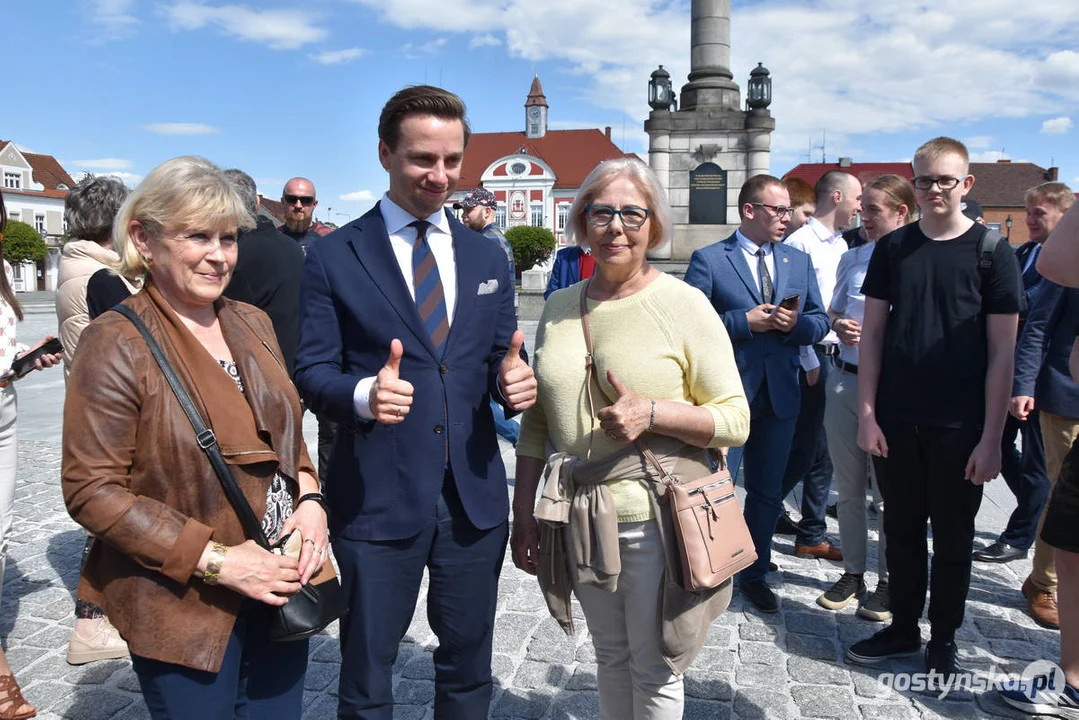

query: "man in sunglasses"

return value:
[279, 177, 333, 254]
[778, 171, 862, 566]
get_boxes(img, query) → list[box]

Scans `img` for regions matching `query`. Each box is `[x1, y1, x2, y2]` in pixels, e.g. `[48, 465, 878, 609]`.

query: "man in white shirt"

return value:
[779, 171, 862, 559]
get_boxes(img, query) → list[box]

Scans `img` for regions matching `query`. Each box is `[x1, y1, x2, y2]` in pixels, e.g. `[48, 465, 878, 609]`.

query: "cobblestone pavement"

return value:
[2, 308, 1058, 719]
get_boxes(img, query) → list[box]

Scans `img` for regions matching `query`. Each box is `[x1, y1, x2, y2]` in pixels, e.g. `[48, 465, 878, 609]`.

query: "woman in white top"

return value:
[817, 174, 917, 621]
[0, 194, 64, 719]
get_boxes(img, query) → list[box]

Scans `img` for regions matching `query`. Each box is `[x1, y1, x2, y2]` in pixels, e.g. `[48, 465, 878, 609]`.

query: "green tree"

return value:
[505, 226, 556, 275]
[2, 220, 48, 264]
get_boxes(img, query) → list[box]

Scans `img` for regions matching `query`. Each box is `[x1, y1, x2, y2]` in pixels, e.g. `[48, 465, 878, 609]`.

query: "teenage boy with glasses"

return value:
[847, 137, 1022, 684]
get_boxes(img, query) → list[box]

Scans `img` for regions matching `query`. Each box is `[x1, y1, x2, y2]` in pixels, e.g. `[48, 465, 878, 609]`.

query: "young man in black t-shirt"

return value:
[845, 137, 1023, 681]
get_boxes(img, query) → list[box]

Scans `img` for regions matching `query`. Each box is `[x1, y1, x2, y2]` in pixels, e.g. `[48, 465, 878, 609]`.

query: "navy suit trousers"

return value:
[998, 410, 1050, 549]
[780, 347, 835, 547]
[334, 471, 509, 720]
[736, 385, 798, 582]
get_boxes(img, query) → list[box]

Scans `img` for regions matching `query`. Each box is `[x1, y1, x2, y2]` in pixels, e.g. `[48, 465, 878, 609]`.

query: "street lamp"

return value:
[648, 65, 673, 111]
[747, 62, 772, 111]
[1005, 215, 1013, 241]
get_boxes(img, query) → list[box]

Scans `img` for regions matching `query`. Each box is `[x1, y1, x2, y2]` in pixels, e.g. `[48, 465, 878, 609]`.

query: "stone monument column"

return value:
[681, 0, 740, 111]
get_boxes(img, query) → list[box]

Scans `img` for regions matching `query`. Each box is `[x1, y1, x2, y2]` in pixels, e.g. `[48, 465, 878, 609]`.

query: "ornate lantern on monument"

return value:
[648, 65, 673, 111]
[746, 62, 772, 111]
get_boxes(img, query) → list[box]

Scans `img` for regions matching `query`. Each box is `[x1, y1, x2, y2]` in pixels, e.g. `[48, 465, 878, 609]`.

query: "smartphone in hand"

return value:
[779, 294, 801, 311]
[9, 337, 62, 380]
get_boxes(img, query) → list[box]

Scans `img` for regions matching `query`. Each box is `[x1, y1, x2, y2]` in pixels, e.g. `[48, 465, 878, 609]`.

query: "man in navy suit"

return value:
[294, 85, 537, 720]
[684, 174, 830, 612]
[977, 182, 1074, 567]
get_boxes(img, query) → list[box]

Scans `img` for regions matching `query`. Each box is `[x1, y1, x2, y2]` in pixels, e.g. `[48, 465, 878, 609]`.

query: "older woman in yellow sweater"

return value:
[510, 158, 750, 720]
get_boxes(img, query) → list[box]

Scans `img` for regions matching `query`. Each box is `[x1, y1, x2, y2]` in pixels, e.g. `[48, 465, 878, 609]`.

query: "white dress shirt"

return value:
[829, 243, 875, 367]
[735, 229, 775, 299]
[353, 194, 458, 419]
[784, 217, 847, 371]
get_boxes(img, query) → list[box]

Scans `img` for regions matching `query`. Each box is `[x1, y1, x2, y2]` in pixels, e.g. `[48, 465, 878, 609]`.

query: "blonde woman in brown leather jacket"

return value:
[62, 156, 324, 719]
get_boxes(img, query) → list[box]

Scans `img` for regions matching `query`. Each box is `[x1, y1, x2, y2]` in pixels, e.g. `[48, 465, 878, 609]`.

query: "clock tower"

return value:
[524, 75, 548, 139]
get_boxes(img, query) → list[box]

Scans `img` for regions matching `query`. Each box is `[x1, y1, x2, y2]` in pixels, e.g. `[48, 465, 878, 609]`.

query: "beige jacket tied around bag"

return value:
[534, 433, 733, 676]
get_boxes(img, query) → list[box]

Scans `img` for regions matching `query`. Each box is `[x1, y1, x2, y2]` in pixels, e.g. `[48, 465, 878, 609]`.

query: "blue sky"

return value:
[8, 1, 1079, 222]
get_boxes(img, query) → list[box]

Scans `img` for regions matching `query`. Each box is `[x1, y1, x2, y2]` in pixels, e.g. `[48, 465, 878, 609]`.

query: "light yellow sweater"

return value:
[518, 273, 751, 522]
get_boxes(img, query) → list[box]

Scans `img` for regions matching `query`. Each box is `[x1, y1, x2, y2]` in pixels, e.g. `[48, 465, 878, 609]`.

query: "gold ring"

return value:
[303, 539, 315, 546]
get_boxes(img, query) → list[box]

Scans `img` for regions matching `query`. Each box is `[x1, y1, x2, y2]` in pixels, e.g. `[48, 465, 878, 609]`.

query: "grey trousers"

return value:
[824, 364, 887, 579]
[574, 520, 683, 720]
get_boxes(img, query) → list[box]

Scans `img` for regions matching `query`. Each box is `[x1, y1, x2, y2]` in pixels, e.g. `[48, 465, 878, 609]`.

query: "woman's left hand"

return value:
[596, 370, 652, 443]
[281, 499, 329, 585]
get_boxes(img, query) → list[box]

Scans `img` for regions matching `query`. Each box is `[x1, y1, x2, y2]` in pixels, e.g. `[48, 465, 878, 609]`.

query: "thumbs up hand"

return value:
[596, 370, 653, 443]
[369, 339, 415, 424]
[498, 330, 537, 412]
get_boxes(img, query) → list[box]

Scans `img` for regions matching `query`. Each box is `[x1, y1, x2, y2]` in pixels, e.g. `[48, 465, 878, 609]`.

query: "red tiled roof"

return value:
[259, 196, 287, 223]
[0, 140, 74, 198]
[783, 162, 911, 187]
[784, 160, 1058, 208]
[460, 129, 625, 190]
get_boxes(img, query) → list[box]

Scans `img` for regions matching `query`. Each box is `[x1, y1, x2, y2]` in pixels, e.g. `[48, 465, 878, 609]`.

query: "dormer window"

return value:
[3, 172, 20, 189]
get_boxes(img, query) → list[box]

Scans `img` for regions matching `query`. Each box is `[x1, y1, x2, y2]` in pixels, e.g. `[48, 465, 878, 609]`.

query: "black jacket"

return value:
[224, 216, 305, 374]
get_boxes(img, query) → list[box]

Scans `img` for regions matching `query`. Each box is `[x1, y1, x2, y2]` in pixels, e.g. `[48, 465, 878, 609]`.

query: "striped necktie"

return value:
[411, 220, 449, 354]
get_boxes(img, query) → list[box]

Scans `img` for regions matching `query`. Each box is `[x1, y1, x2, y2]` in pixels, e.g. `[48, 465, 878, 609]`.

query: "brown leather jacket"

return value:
[62, 291, 314, 672]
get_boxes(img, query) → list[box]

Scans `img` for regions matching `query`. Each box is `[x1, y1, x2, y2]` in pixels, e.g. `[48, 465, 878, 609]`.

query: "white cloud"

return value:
[970, 150, 1010, 163]
[1042, 116, 1073, 135]
[73, 170, 143, 187]
[310, 47, 366, 65]
[164, 2, 327, 50]
[470, 34, 501, 49]
[340, 190, 375, 203]
[963, 136, 995, 150]
[89, 0, 138, 40]
[142, 122, 220, 135]
[347, 0, 1079, 164]
[402, 37, 447, 59]
[72, 158, 132, 170]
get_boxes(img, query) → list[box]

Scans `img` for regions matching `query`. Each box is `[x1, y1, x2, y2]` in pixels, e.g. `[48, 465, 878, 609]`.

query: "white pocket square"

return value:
[477, 279, 499, 295]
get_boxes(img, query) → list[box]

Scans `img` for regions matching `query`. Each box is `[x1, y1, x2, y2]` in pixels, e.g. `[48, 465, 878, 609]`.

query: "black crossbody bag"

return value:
[112, 304, 347, 641]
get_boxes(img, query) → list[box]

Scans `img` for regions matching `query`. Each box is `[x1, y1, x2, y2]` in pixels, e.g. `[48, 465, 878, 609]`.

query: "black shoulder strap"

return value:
[978, 227, 1006, 272]
[110, 304, 271, 551]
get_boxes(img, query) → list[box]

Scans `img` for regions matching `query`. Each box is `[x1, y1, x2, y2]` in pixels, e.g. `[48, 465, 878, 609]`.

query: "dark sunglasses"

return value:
[283, 194, 315, 207]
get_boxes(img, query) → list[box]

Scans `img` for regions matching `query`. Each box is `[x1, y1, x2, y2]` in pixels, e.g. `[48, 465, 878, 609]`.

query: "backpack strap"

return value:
[978, 227, 1006, 272]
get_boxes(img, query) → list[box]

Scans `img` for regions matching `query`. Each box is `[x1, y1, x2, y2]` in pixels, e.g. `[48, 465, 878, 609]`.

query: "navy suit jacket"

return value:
[684, 233, 830, 420]
[1013, 279, 1079, 419]
[1015, 241, 1048, 328]
[294, 204, 519, 541]
[544, 246, 585, 299]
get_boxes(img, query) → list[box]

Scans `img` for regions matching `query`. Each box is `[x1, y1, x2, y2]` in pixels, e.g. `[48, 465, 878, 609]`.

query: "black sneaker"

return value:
[1000, 681, 1079, 719]
[846, 625, 921, 665]
[740, 577, 779, 613]
[924, 640, 965, 690]
[857, 581, 892, 622]
[817, 573, 866, 610]
[774, 511, 799, 536]
[826, 503, 838, 519]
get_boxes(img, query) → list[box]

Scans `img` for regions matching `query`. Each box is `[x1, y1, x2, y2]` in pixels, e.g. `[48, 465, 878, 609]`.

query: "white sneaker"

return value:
[67, 617, 130, 665]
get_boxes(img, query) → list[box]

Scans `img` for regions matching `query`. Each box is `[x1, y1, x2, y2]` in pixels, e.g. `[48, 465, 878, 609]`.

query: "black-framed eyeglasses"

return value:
[584, 204, 652, 229]
[283, 194, 316, 206]
[750, 202, 793, 219]
[912, 176, 966, 191]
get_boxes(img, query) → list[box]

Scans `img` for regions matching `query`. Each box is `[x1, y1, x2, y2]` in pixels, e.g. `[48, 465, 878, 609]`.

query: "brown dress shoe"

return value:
[794, 540, 843, 561]
[1022, 577, 1060, 629]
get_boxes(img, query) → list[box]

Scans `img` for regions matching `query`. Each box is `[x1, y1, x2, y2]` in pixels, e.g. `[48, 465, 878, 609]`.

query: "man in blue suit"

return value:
[684, 174, 830, 612]
[294, 85, 537, 720]
[977, 183, 1074, 566]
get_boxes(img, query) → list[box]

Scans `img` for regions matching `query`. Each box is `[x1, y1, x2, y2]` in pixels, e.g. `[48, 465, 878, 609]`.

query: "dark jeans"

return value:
[737, 385, 798, 582]
[998, 409, 1050, 549]
[317, 414, 338, 485]
[132, 605, 309, 719]
[873, 419, 983, 642]
[334, 471, 509, 719]
[780, 347, 834, 547]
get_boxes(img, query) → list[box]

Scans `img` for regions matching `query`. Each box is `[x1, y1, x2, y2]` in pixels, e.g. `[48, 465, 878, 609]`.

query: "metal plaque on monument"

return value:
[689, 162, 728, 225]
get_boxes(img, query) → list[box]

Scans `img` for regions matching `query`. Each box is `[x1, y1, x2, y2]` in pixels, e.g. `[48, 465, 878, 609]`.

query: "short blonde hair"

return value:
[113, 156, 255, 281]
[913, 137, 969, 169]
[566, 158, 673, 251]
[1026, 181, 1075, 212]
